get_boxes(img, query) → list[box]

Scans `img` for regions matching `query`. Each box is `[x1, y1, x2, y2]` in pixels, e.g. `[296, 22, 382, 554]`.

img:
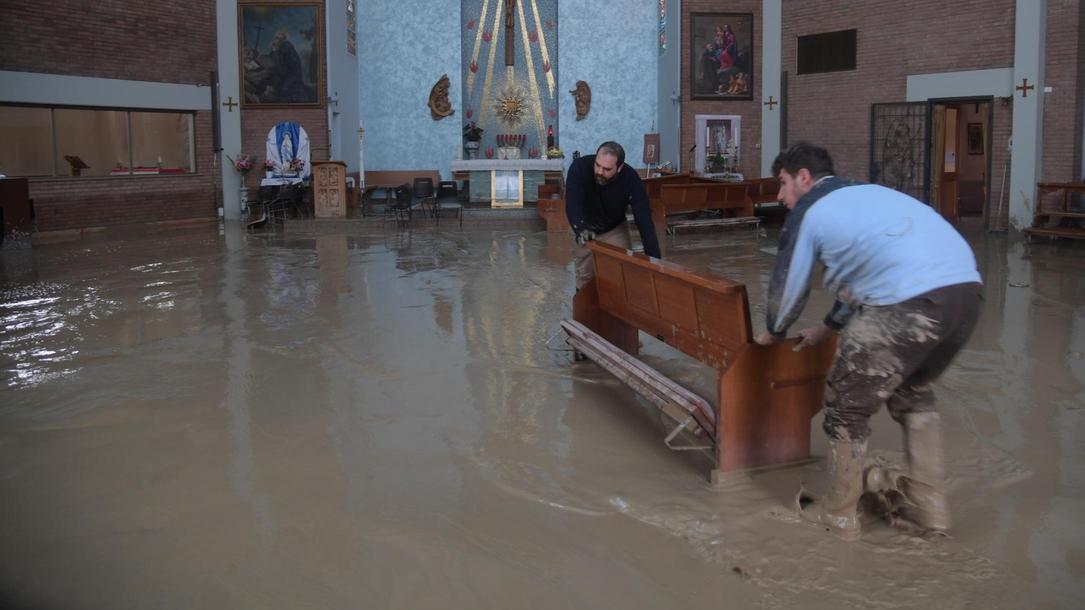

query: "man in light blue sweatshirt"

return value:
[755, 143, 983, 540]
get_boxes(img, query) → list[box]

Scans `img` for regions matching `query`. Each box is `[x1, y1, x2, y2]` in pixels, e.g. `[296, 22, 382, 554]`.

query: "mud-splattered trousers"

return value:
[823, 282, 983, 441]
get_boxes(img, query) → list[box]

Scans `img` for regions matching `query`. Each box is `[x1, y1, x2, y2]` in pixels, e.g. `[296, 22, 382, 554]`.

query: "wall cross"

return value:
[1016, 78, 1035, 98]
[764, 96, 778, 110]
[222, 96, 239, 112]
[504, 0, 516, 66]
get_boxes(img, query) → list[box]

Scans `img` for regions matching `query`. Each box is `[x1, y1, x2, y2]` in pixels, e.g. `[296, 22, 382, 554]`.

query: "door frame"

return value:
[926, 95, 994, 229]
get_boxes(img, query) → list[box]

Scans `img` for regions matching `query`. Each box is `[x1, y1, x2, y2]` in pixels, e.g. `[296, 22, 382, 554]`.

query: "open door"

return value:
[932, 104, 960, 224]
[931, 99, 992, 225]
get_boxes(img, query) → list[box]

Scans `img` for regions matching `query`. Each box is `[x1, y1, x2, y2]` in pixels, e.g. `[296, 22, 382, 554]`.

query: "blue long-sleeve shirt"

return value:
[766, 177, 982, 336]
[564, 154, 662, 259]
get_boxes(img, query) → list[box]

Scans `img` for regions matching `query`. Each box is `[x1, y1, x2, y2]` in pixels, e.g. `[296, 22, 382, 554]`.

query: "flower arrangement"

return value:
[288, 157, 306, 173]
[706, 151, 728, 171]
[227, 153, 256, 174]
[463, 121, 484, 141]
[263, 159, 278, 172]
[546, 148, 565, 159]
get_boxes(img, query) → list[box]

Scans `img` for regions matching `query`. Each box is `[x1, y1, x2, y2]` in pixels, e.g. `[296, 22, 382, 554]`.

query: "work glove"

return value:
[575, 229, 597, 246]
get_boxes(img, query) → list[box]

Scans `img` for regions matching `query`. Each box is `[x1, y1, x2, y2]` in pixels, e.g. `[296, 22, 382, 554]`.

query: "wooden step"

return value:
[666, 216, 760, 236]
[1024, 226, 1085, 240]
[561, 319, 717, 444]
[1035, 211, 1085, 219]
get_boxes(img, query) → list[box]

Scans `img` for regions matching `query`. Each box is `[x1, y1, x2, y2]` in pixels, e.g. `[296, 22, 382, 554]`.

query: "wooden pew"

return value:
[745, 176, 781, 207]
[1025, 182, 1085, 240]
[643, 173, 759, 234]
[536, 183, 569, 232]
[361, 170, 441, 216]
[565, 241, 837, 481]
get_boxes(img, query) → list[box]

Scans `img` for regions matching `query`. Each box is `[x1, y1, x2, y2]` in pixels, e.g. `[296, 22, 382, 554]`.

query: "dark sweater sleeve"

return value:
[564, 159, 589, 235]
[625, 171, 661, 259]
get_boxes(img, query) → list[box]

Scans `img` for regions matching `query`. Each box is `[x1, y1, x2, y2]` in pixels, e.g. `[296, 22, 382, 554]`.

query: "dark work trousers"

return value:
[822, 282, 983, 441]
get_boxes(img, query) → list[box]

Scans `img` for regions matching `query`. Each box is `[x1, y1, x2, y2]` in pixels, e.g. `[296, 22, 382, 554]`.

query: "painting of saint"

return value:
[690, 13, 753, 100]
[240, 3, 324, 107]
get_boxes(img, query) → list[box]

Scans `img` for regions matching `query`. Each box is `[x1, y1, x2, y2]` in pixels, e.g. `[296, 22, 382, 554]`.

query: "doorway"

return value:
[929, 98, 992, 226]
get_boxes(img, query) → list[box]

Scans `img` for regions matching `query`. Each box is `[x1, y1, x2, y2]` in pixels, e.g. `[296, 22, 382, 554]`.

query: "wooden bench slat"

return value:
[561, 319, 717, 440]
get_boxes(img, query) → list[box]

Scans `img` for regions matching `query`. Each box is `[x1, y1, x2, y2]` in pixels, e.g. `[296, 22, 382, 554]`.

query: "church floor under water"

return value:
[1, 219, 1082, 609]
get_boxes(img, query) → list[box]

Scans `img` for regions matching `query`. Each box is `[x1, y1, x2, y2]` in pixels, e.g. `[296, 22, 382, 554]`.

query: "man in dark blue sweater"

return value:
[564, 141, 661, 289]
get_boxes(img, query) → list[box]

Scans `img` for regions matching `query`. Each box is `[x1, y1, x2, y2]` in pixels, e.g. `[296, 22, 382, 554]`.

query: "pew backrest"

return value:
[589, 241, 752, 369]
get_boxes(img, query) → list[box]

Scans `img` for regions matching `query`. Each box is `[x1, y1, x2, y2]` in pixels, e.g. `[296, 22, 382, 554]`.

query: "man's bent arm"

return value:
[564, 163, 589, 234]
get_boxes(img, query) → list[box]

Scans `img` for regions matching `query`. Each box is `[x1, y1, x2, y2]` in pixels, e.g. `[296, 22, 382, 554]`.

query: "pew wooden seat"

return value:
[564, 241, 836, 481]
[1024, 182, 1085, 241]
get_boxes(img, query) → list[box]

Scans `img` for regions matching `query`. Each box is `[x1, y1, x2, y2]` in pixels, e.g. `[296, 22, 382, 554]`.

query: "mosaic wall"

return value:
[460, 0, 559, 158]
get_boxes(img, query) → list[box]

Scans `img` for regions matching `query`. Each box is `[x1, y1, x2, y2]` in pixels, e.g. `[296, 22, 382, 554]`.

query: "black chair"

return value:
[433, 180, 463, 226]
[412, 177, 436, 217]
[389, 183, 414, 224]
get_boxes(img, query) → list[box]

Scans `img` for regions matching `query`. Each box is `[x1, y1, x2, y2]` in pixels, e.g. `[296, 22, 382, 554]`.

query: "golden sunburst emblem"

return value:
[493, 85, 527, 126]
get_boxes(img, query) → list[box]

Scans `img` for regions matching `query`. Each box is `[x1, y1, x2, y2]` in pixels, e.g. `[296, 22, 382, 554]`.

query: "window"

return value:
[0, 107, 53, 176]
[797, 29, 857, 75]
[0, 105, 195, 178]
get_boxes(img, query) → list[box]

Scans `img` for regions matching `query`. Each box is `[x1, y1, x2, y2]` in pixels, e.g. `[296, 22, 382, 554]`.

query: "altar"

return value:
[451, 159, 565, 207]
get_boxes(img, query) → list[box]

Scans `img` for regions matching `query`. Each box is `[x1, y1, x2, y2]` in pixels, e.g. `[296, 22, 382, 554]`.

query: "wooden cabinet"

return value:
[312, 161, 347, 218]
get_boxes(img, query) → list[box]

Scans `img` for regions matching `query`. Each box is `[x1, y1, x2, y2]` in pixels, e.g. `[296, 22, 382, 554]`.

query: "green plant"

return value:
[463, 122, 484, 141]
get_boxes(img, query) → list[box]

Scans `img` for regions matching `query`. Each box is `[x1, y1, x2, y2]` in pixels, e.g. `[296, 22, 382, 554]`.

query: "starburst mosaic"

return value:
[493, 85, 528, 127]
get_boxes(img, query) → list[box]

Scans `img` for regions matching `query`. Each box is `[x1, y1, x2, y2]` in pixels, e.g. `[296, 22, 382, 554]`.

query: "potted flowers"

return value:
[263, 159, 277, 178]
[227, 153, 256, 175]
[463, 122, 484, 159]
[226, 153, 256, 210]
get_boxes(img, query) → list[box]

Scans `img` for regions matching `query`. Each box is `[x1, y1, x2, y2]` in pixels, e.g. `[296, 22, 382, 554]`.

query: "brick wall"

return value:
[776, 0, 1082, 231]
[1041, 0, 1084, 184]
[780, 0, 1016, 180]
[239, 0, 330, 189]
[0, 1, 216, 85]
[241, 108, 329, 190]
[0, 1, 219, 232]
[681, 1, 763, 179]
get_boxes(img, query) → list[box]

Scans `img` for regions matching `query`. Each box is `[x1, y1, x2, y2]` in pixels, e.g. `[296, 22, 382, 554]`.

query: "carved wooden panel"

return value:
[313, 161, 346, 218]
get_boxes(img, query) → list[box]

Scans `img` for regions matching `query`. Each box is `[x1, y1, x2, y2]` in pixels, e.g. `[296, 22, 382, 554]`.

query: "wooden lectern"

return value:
[313, 161, 347, 218]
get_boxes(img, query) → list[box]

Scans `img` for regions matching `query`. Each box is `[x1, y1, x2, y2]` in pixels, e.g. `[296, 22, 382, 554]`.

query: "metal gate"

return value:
[869, 102, 929, 201]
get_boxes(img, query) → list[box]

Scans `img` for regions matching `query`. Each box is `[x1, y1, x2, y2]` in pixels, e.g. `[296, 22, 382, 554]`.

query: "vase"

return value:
[265, 171, 273, 179]
[239, 185, 249, 212]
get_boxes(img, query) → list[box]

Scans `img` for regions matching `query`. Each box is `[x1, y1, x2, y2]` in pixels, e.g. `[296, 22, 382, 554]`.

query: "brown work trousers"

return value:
[573, 222, 632, 290]
[823, 282, 983, 441]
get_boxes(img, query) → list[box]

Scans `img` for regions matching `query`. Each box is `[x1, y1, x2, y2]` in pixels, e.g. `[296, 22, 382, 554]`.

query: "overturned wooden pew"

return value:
[564, 241, 837, 481]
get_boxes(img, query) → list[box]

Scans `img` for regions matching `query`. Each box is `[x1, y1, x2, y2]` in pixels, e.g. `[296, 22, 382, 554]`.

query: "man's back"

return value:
[800, 183, 981, 306]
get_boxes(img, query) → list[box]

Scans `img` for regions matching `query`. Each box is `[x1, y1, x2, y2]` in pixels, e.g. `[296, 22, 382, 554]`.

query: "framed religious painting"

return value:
[239, 2, 325, 107]
[967, 123, 984, 155]
[689, 12, 754, 101]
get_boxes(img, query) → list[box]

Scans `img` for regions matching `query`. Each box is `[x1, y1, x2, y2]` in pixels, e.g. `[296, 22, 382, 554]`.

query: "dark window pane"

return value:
[797, 29, 857, 75]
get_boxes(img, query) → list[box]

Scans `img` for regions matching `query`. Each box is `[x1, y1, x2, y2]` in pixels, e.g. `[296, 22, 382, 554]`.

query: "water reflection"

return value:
[0, 222, 1082, 608]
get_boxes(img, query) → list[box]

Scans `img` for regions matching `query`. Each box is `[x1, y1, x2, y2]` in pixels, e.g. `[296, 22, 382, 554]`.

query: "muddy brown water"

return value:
[1, 220, 1082, 609]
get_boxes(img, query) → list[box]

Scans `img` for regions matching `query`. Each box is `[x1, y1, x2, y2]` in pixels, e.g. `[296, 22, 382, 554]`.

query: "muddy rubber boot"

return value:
[900, 412, 950, 532]
[797, 439, 867, 541]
